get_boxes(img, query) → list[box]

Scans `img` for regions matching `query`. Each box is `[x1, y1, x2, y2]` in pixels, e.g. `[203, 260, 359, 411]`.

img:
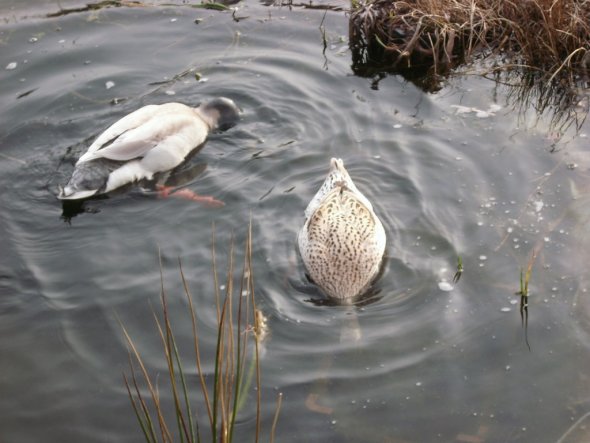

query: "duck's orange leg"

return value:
[156, 185, 224, 207]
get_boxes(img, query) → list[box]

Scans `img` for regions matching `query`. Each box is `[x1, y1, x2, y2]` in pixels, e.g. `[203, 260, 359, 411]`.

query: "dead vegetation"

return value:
[350, 0, 590, 94]
[122, 224, 280, 443]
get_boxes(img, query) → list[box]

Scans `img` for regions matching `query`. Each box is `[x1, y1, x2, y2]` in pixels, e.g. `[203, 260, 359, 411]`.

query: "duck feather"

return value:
[298, 158, 386, 300]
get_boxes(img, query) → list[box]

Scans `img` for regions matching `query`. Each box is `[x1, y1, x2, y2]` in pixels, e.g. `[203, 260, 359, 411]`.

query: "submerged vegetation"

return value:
[45, 0, 235, 18]
[122, 224, 281, 443]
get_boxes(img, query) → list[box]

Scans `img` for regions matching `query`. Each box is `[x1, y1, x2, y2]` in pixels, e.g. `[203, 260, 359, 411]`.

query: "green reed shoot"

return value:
[517, 249, 537, 297]
[516, 250, 536, 351]
[453, 255, 463, 284]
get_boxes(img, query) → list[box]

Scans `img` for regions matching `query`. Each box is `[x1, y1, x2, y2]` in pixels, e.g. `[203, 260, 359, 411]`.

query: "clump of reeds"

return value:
[121, 223, 281, 443]
[350, 0, 590, 95]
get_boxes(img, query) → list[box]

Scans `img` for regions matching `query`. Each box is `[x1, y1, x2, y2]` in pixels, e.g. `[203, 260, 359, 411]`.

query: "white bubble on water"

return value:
[438, 281, 454, 292]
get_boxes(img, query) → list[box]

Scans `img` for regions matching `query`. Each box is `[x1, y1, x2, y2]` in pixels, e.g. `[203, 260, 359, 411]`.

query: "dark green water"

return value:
[2, 1, 590, 442]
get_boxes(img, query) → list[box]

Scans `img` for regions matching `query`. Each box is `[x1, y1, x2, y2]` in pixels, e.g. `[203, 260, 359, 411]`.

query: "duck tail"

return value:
[57, 184, 98, 200]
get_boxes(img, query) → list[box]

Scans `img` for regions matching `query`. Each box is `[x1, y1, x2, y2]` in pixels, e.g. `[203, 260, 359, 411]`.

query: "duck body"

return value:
[58, 97, 240, 200]
[298, 158, 386, 300]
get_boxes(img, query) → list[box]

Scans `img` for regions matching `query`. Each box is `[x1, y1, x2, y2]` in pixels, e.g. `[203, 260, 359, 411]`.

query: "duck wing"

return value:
[83, 104, 161, 157]
[77, 105, 198, 164]
[306, 189, 381, 249]
[78, 107, 201, 164]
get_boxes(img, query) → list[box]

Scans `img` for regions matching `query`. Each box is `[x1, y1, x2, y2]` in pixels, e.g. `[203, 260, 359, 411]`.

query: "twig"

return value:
[556, 410, 590, 443]
[270, 393, 283, 443]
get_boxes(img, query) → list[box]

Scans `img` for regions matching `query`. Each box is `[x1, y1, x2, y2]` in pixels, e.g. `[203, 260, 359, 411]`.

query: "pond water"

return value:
[2, 1, 590, 442]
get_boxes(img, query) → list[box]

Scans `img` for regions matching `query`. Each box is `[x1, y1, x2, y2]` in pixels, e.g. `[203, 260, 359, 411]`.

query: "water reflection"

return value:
[60, 195, 104, 222]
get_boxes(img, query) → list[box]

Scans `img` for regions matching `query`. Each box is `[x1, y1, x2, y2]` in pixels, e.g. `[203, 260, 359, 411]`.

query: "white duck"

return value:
[58, 97, 240, 200]
[298, 158, 386, 300]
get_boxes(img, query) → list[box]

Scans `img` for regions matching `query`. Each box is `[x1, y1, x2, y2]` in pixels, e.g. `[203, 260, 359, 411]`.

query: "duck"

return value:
[298, 158, 386, 300]
[58, 97, 240, 200]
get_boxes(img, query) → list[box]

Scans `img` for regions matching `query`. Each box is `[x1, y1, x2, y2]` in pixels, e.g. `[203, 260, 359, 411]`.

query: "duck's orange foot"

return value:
[305, 393, 333, 415]
[156, 185, 224, 208]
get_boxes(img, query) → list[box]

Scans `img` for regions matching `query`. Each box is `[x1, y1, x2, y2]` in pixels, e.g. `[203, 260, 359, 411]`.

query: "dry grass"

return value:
[350, 0, 590, 94]
[121, 223, 279, 443]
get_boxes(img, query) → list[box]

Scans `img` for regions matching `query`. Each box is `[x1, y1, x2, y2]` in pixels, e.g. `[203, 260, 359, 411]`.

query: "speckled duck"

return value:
[298, 158, 386, 299]
[58, 97, 240, 200]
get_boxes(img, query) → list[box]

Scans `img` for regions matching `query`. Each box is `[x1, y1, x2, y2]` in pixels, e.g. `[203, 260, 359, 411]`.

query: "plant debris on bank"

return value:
[350, 0, 590, 93]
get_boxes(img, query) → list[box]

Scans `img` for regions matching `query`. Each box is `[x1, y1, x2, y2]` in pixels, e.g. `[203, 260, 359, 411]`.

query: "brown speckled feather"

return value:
[298, 158, 386, 299]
